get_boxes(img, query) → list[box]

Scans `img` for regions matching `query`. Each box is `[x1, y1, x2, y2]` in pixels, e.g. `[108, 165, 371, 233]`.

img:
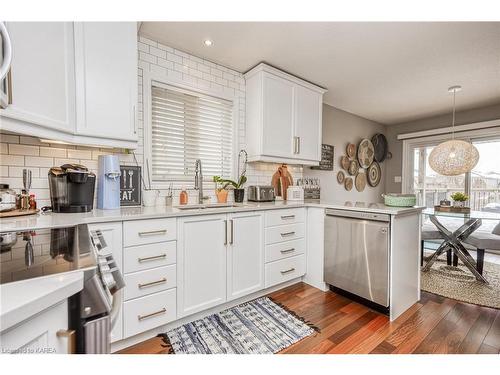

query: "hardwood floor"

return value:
[118, 282, 500, 354]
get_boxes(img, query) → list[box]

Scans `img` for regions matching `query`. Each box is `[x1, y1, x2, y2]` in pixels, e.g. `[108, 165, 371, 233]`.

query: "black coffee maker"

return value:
[48, 164, 96, 213]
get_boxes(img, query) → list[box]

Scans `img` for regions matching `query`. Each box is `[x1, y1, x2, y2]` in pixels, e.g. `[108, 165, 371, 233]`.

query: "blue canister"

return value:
[97, 155, 121, 209]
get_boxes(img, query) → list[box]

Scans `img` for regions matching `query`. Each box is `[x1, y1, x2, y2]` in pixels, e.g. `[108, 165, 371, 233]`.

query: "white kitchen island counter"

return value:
[0, 271, 84, 332]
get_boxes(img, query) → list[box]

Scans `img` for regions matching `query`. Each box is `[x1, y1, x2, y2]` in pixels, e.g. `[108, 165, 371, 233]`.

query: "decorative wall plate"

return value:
[340, 155, 350, 170]
[344, 177, 353, 191]
[337, 170, 345, 184]
[337, 171, 345, 184]
[371, 133, 388, 162]
[346, 143, 356, 158]
[367, 161, 381, 187]
[348, 160, 359, 176]
[357, 138, 375, 168]
[355, 173, 366, 192]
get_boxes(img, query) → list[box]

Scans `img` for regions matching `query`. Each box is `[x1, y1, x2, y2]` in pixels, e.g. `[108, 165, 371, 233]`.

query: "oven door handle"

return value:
[109, 289, 123, 330]
[0, 22, 12, 81]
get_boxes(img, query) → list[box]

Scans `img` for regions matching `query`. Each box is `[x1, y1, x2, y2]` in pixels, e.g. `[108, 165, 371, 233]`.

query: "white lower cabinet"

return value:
[265, 254, 306, 288]
[123, 289, 176, 338]
[0, 301, 71, 354]
[177, 212, 265, 318]
[177, 214, 228, 317]
[227, 212, 265, 301]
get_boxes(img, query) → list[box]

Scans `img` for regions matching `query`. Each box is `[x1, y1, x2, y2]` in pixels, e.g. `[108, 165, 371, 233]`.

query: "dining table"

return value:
[421, 208, 500, 284]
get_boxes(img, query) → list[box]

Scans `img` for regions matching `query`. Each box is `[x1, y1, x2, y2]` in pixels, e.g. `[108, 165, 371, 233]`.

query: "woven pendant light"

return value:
[428, 86, 479, 176]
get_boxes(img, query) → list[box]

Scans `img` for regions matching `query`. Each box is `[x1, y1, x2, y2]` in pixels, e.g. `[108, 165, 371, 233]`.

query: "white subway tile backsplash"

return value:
[138, 36, 157, 47]
[0, 134, 19, 144]
[166, 52, 182, 64]
[67, 149, 92, 160]
[0, 143, 7, 154]
[9, 167, 39, 178]
[40, 147, 67, 158]
[25, 156, 55, 167]
[1, 155, 25, 166]
[9, 144, 39, 156]
[149, 46, 167, 59]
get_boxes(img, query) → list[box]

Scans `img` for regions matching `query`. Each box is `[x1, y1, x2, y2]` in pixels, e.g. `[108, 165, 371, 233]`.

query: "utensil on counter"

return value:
[24, 232, 34, 267]
[23, 169, 32, 192]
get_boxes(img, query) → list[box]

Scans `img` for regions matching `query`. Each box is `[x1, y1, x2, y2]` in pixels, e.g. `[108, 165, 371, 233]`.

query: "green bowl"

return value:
[382, 194, 416, 207]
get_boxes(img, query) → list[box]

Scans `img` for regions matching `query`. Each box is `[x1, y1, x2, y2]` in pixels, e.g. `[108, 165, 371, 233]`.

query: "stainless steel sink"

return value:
[176, 203, 239, 210]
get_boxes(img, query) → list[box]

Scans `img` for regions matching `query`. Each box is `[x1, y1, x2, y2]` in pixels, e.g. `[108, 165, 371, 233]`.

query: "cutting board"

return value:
[271, 165, 293, 200]
[0, 209, 40, 218]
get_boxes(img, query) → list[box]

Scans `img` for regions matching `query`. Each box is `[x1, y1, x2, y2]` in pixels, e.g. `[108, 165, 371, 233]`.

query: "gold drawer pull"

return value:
[138, 308, 167, 321]
[138, 278, 167, 289]
[138, 229, 167, 237]
[280, 231, 295, 237]
[138, 254, 166, 263]
[280, 268, 296, 275]
[57, 329, 76, 354]
[281, 215, 295, 219]
[280, 248, 295, 254]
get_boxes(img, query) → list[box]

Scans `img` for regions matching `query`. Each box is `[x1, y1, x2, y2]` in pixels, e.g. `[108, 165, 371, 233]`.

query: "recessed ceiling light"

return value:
[204, 39, 213, 47]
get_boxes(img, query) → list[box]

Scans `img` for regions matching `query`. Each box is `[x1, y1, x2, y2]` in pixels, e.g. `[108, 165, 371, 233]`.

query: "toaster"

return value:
[247, 186, 275, 202]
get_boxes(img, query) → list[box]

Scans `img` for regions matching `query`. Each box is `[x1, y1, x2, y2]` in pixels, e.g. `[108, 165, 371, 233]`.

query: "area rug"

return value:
[158, 297, 319, 354]
[421, 259, 500, 309]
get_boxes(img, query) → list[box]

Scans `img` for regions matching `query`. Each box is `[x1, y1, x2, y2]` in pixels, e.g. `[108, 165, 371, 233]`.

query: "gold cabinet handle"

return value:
[138, 278, 167, 289]
[57, 329, 76, 354]
[138, 308, 167, 321]
[281, 215, 295, 220]
[138, 229, 167, 237]
[138, 254, 166, 263]
[280, 248, 295, 254]
[280, 231, 295, 237]
[280, 268, 296, 275]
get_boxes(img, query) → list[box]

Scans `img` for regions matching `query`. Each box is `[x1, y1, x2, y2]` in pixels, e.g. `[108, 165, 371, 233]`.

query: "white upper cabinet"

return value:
[261, 74, 295, 159]
[294, 84, 323, 162]
[74, 22, 137, 143]
[0, 22, 76, 134]
[245, 63, 326, 165]
[0, 22, 138, 149]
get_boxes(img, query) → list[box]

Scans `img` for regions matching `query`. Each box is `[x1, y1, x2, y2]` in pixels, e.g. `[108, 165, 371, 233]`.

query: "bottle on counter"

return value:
[179, 186, 188, 205]
[29, 194, 37, 210]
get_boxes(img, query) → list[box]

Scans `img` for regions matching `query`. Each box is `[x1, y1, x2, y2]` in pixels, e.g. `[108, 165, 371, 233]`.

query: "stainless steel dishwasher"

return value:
[324, 209, 390, 309]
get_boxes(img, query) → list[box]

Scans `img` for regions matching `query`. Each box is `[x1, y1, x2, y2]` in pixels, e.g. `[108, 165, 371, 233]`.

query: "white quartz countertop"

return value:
[0, 201, 424, 232]
[0, 271, 84, 332]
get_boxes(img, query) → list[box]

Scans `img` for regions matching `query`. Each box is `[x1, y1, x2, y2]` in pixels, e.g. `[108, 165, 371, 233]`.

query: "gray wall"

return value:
[305, 104, 387, 203]
[384, 103, 500, 193]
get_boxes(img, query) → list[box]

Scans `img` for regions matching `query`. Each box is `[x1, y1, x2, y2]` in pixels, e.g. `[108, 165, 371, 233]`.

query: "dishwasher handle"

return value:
[325, 208, 390, 222]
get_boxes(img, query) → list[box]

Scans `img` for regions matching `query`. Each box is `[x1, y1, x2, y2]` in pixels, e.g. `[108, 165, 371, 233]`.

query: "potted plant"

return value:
[212, 175, 248, 203]
[450, 192, 469, 208]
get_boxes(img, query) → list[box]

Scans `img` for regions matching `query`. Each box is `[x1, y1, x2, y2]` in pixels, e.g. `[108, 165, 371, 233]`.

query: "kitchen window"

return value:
[144, 74, 236, 185]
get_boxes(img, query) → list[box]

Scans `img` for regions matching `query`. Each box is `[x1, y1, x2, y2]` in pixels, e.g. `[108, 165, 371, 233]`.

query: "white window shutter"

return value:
[150, 84, 233, 181]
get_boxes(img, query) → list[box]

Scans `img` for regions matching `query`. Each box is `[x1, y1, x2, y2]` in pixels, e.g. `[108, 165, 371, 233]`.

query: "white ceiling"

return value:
[139, 22, 500, 125]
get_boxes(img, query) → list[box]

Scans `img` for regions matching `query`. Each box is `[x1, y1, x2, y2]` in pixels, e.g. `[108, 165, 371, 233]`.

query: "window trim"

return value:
[143, 71, 239, 189]
[401, 127, 500, 194]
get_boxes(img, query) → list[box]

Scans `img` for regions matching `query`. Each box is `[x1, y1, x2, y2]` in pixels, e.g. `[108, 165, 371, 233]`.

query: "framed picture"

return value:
[310, 144, 334, 171]
[120, 165, 142, 206]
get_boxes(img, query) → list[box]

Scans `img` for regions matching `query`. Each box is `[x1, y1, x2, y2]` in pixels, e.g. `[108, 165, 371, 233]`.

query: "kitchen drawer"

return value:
[123, 218, 176, 247]
[123, 288, 176, 338]
[124, 265, 176, 301]
[265, 254, 306, 288]
[124, 241, 176, 274]
[265, 238, 305, 263]
[265, 223, 305, 245]
[265, 208, 305, 227]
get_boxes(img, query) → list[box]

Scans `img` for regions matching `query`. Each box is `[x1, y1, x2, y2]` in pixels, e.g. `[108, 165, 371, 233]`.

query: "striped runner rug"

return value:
[158, 297, 319, 354]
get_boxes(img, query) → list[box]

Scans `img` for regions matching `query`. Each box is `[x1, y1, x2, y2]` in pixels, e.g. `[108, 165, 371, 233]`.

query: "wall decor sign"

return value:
[311, 144, 334, 171]
[120, 165, 142, 206]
